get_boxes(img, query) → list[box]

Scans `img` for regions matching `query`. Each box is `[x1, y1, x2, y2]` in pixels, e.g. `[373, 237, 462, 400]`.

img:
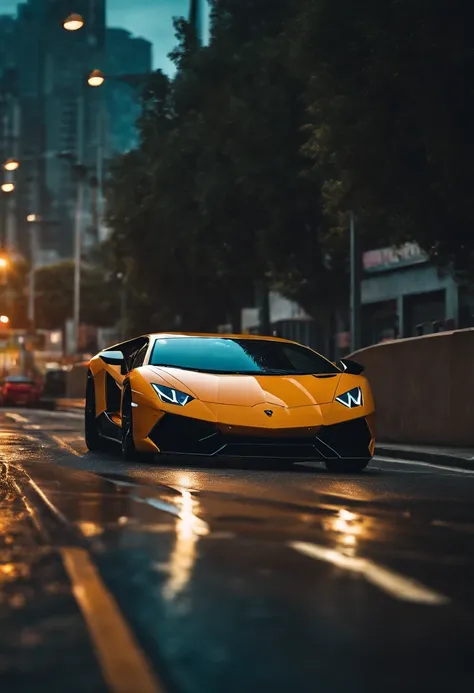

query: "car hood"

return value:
[148, 366, 343, 407]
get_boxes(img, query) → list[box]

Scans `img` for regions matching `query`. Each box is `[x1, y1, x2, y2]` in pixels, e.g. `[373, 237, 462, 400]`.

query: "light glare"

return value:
[88, 69, 105, 87]
[3, 159, 19, 171]
[63, 14, 84, 31]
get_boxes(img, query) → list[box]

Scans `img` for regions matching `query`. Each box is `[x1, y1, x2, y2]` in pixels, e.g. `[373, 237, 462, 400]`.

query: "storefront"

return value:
[360, 243, 460, 345]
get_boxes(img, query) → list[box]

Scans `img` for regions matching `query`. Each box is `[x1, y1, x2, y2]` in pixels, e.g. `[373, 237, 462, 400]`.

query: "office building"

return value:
[104, 28, 152, 155]
[2, 0, 106, 258]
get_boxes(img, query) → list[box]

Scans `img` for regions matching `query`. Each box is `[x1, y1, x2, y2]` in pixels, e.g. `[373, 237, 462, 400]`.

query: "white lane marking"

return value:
[375, 455, 474, 476]
[5, 412, 30, 423]
[289, 541, 450, 605]
[61, 547, 163, 693]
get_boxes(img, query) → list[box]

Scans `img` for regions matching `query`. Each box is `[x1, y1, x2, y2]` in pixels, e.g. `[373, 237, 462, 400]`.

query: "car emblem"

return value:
[264, 410, 273, 417]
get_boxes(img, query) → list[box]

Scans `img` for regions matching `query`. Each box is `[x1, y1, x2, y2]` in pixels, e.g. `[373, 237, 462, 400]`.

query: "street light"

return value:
[3, 159, 19, 172]
[0, 315, 9, 324]
[62, 13, 84, 31]
[0, 258, 8, 270]
[1, 183, 15, 193]
[27, 214, 41, 222]
[87, 69, 149, 90]
[88, 69, 105, 87]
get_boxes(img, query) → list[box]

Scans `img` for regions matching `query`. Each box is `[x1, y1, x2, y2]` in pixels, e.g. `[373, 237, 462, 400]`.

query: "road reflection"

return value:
[163, 477, 210, 601]
[322, 509, 364, 551]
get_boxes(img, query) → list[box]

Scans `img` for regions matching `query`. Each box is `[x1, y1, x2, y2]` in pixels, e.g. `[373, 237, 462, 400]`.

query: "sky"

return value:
[0, 1, 207, 74]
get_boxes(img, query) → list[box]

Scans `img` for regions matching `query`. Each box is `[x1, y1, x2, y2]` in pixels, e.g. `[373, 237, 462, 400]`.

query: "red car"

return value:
[0, 375, 42, 407]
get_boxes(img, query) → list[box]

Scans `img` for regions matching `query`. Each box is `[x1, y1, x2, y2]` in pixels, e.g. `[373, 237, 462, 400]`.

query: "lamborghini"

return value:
[85, 333, 375, 472]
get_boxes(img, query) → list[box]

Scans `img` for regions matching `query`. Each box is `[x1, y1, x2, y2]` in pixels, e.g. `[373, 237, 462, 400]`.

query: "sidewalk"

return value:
[376, 442, 474, 470]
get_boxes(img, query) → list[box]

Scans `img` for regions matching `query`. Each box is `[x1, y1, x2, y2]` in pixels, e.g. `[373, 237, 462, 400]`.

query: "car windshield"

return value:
[149, 337, 339, 375]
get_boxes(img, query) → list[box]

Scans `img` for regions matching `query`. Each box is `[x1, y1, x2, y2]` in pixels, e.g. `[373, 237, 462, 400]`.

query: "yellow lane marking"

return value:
[60, 547, 164, 693]
[289, 541, 450, 605]
[5, 412, 30, 423]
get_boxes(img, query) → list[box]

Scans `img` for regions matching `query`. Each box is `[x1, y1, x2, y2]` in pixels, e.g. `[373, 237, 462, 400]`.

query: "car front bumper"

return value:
[145, 413, 374, 461]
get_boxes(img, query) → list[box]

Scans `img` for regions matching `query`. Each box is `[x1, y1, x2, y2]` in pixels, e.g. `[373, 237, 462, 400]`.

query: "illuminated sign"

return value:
[363, 243, 427, 272]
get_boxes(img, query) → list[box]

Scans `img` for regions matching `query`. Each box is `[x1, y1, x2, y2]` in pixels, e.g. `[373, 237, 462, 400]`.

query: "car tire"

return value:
[325, 458, 370, 473]
[85, 371, 103, 451]
[121, 384, 136, 461]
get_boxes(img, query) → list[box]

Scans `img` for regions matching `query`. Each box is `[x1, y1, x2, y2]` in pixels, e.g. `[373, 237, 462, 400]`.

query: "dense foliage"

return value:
[35, 261, 119, 331]
[106, 0, 474, 333]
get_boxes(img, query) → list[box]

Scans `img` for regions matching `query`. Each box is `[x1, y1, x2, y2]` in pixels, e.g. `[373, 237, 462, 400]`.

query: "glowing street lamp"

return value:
[27, 214, 40, 222]
[63, 13, 84, 31]
[0, 258, 8, 270]
[0, 315, 9, 325]
[88, 69, 105, 87]
[1, 183, 15, 193]
[3, 159, 19, 172]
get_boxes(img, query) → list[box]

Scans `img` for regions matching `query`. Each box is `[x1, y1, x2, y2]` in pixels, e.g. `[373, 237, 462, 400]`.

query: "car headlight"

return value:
[151, 383, 194, 406]
[335, 386, 363, 408]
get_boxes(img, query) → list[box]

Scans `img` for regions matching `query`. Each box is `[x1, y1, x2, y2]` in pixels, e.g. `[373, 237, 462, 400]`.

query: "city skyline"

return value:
[0, 0, 204, 74]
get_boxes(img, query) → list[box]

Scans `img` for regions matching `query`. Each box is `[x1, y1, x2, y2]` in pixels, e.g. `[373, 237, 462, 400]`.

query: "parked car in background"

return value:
[0, 375, 42, 407]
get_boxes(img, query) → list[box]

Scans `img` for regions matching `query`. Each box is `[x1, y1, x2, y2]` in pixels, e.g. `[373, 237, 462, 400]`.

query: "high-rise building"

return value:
[0, 15, 16, 70]
[104, 28, 152, 155]
[8, 0, 106, 259]
[2, 1, 152, 260]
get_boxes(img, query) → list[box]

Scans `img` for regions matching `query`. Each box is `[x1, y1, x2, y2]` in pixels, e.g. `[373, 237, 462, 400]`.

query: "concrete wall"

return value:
[350, 329, 474, 446]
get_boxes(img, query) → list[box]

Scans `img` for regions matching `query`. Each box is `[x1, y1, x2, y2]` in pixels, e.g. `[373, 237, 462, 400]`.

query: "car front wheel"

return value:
[324, 459, 370, 473]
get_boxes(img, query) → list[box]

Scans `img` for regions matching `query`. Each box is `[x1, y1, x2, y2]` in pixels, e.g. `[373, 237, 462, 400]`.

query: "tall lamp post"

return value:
[26, 214, 41, 333]
[87, 68, 150, 239]
[58, 152, 88, 356]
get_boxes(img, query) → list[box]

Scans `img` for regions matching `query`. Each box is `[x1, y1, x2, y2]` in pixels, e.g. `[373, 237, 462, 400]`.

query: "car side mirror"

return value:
[99, 350, 125, 370]
[338, 358, 365, 375]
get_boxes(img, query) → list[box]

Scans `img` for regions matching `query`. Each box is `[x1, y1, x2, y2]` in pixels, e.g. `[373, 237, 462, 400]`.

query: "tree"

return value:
[300, 0, 474, 269]
[35, 261, 119, 331]
[106, 2, 346, 332]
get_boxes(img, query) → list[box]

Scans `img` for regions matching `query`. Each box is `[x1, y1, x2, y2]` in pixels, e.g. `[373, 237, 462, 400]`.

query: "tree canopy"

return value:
[34, 261, 119, 331]
[106, 0, 474, 333]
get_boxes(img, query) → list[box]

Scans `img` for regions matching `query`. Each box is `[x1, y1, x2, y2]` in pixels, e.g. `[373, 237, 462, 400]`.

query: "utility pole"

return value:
[256, 278, 271, 336]
[27, 218, 40, 332]
[349, 210, 361, 352]
[189, 0, 203, 44]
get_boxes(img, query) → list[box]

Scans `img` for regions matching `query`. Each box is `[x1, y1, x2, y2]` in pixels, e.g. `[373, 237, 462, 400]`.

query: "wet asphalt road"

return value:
[1, 408, 474, 693]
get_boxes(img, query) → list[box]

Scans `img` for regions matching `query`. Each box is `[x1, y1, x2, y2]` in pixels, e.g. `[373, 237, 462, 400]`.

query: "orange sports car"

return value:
[85, 333, 375, 472]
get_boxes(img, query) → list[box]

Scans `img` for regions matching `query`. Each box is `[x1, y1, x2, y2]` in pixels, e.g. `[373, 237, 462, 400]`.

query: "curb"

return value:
[376, 445, 474, 471]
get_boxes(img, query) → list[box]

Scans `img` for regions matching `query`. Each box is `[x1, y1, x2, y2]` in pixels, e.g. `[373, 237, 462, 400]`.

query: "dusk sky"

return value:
[1, 1, 206, 74]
